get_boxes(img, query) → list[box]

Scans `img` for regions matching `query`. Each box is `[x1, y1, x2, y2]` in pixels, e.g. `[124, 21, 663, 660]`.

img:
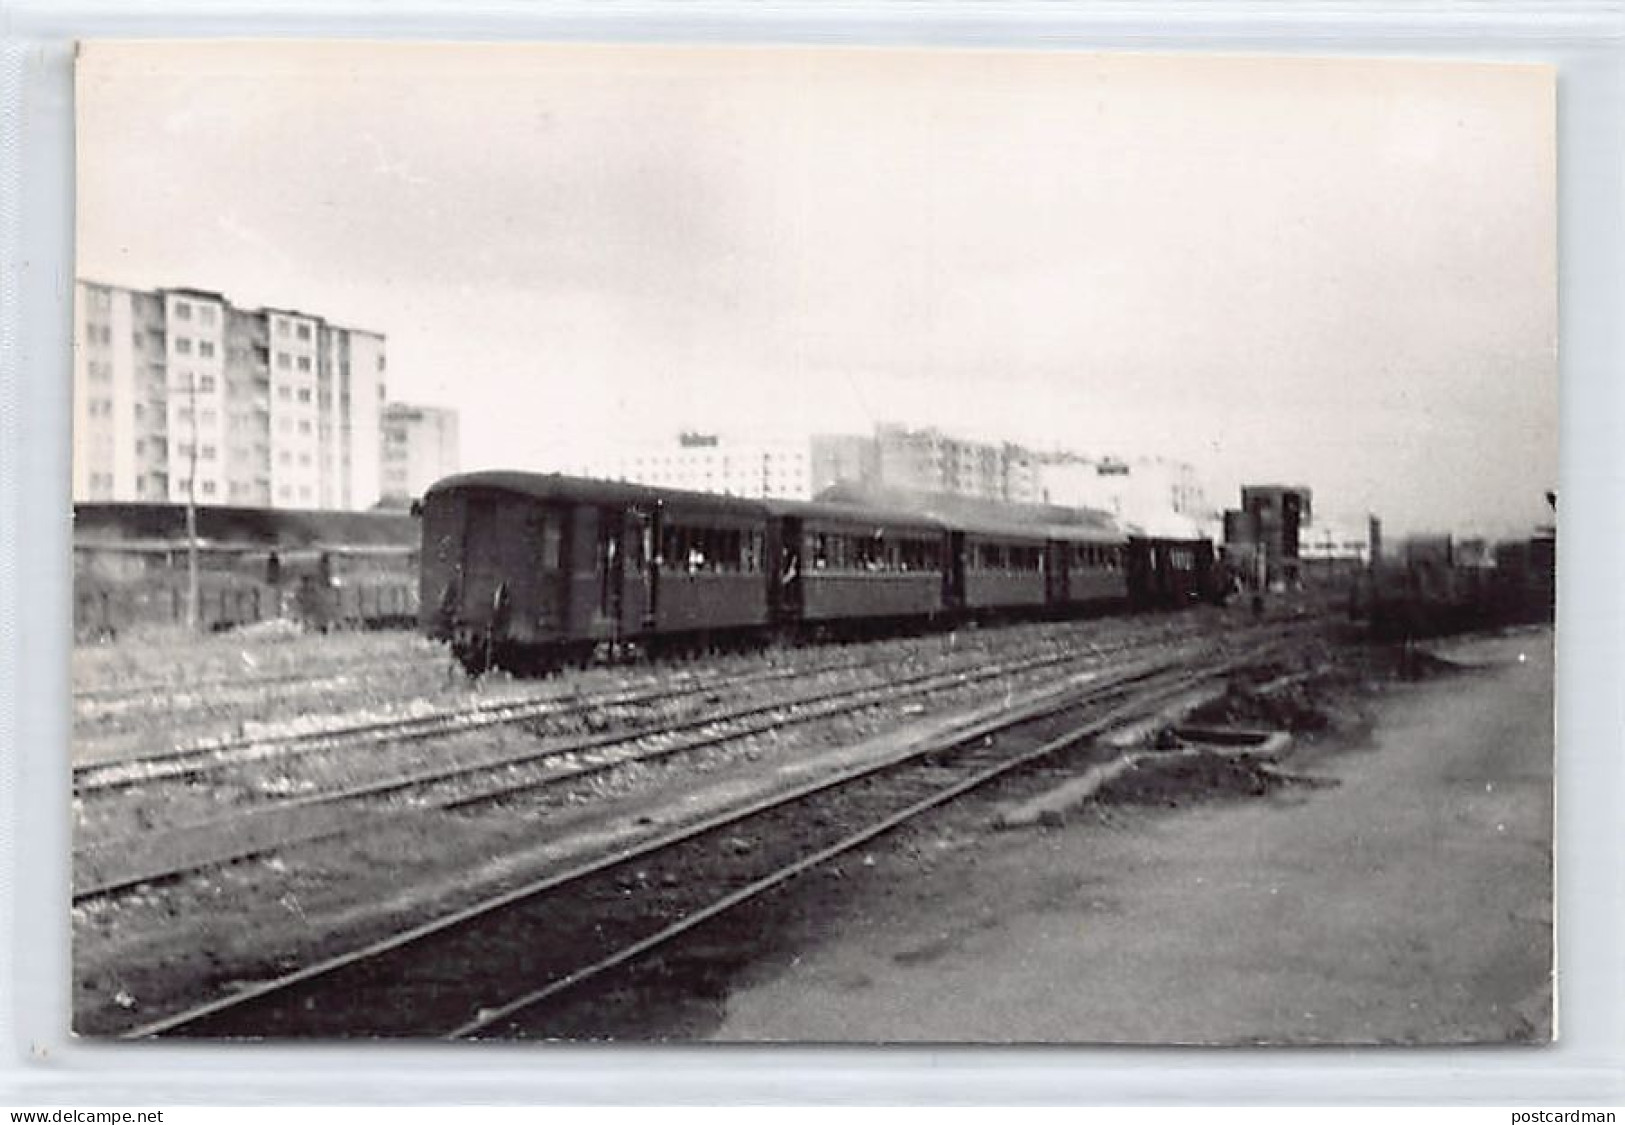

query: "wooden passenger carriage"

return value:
[420, 472, 771, 668]
[760, 498, 948, 628]
[421, 471, 1221, 672]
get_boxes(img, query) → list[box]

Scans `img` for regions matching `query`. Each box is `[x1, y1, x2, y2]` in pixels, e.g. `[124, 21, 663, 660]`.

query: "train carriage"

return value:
[761, 499, 948, 629]
[420, 470, 1223, 673]
[647, 493, 773, 639]
[420, 472, 772, 668]
[953, 518, 1053, 614]
[1125, 535, 1218, 608]
[1040, 524, 1132, 612]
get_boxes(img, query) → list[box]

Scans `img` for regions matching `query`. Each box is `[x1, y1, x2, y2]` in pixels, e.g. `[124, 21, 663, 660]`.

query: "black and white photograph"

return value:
[69, 41, 1557, 1044]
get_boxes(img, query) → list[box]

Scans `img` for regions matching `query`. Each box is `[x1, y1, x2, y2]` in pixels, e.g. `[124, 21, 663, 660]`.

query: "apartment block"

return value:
[1037, 454, 1213, 536]
[73, 279, 387, 511]
[381, 403, 461, 504]
[575, 432, 813, 499]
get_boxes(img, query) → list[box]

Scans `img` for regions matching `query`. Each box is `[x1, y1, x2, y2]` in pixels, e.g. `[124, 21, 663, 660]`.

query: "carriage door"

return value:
[775, 517, 804, 621]
[596, 507, 625, 636]
[635, 502, 660, 629]
[945, 531, 966, 611]
[1045, 541, 1067, 605]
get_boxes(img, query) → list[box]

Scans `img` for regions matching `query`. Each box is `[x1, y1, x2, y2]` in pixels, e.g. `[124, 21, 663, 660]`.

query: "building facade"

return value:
[575, 432, 814, 499]
[73, 280, 387, 510]
[1222, 485, 1314, 585]
[869, 424, 1042, 504]
[381, 403, 461, 505]
[1037, 454, 1212, 536]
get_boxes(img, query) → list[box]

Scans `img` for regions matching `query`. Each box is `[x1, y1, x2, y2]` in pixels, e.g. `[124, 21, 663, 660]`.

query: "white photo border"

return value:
[2, 0, 1621, 1106]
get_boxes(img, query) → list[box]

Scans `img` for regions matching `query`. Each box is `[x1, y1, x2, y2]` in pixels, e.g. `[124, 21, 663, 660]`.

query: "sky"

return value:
[76, 42, 1557, 537]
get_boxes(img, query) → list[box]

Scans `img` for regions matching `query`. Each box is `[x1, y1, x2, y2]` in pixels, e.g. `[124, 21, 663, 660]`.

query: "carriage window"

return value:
[636, 520, 653, 573]
[535, 512, 562, 571]
[716, 528, 740, 573]
[853, 534, 883, 571]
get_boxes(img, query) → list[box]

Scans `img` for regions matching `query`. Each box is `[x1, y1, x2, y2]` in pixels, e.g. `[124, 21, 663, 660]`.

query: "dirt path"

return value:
[708, 631, 1554, 1044]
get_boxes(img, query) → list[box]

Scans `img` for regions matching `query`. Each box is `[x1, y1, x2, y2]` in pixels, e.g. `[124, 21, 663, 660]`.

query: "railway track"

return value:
[74, 660, 409, 702]
[72, 648, 897, 793]
[119, 650, 1258, 1040]
[73, 635, 1182, 900]
[74, 615, 1210, 793]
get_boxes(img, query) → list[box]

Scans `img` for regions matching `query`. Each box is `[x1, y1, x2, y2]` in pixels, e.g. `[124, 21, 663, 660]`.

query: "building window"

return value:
[278, 387, 291, 401]
[298, 420, 311, 434]
[175, 337, 192, 355]
[276, 352, 291, 369]
[199, 305, 216, 325]
[199, 340, 215, 358]
[201, 445, 216, 460]
[198, 374, 216, 392]
[276, 318, 289, 336]
[297, 388, 311, 403]
[174, 301, 191, 320]
[296, 323, 312, 341]
[296, 355, 311, 372]
[298, 453, 311, 466]
[202, 480, 216, 495]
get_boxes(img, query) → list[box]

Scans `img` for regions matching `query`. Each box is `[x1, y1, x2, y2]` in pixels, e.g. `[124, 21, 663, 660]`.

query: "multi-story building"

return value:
[575, 432, 813, 499]
[1037, 453, 1212, 536]
[1223, 485, 1314, 584]
[72, 279, 387, 510]
[380, 403, 461, 505]
[867, 424, 1043, 503]
[808, 433, 879, 497]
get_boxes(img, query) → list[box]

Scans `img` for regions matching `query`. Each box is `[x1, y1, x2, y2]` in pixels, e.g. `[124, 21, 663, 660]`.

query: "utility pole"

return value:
[184, 369, 200, 630]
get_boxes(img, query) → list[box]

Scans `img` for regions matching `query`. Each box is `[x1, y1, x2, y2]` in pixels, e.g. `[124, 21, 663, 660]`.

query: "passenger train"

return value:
[419, 471, 1221, 672]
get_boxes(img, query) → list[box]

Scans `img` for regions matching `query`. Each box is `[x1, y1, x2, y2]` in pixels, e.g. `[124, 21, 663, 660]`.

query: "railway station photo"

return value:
[66, 42, 1557, 1045]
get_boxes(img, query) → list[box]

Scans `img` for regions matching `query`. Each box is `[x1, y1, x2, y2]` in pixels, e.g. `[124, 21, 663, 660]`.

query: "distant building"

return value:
[1037, 453, 1211, 537]
[1299, 517, 1378, 565]
[809, 433, 879, 496]
[576, 423, 1201, 516]
[869, 424, 1040, 503]
[575, 432, 813, 499]
[1223, 485, 1313, 585]
[73, 279, 387, 510]
[380, 403, 460, 506]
